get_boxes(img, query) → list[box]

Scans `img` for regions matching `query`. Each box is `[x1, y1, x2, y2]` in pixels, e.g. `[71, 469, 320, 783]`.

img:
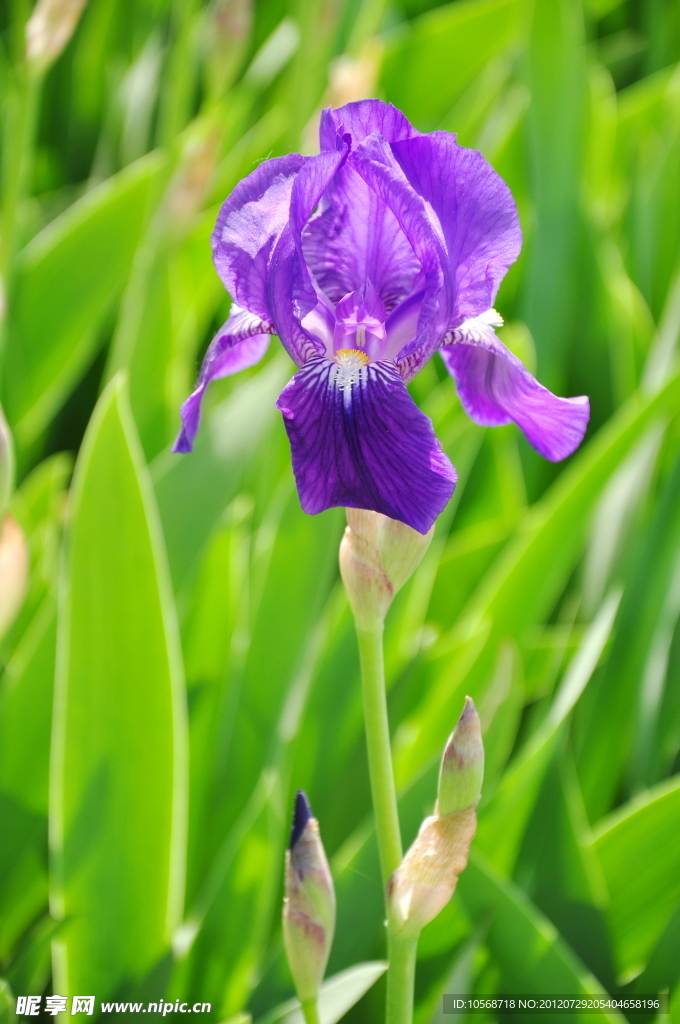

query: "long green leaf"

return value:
[458, 851, 625, 1021]
[4, 154, 165, 449]
[256, 962, 388, 1024]
[395, 370, 680, 784]
[50, 374, 187, 998]
[380, 0, 523, 129]
[589, 775, 680, 977]
[475, 589, 621, 874]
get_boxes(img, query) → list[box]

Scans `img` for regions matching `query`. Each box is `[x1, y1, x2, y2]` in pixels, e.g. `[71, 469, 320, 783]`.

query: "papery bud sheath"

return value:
[339, 508, 433, 630]
[387, 698, 484, 937]
[387, 806, 477, 938]
[283, 792, 335, 1004]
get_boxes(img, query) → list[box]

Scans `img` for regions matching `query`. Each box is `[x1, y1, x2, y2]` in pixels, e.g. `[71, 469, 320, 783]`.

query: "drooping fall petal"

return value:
[441, 316, 590, 461]
[275, 355, 456, 534]
[173, 309, 273, 453]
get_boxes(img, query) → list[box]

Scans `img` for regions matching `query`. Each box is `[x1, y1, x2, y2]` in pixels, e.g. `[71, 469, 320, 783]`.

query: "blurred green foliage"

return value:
[1, 0, 680, 1022]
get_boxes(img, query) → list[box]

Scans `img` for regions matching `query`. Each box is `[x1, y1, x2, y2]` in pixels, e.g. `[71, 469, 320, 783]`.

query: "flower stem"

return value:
[386, 932, 418, 1024]
[356, 626, 418, 1024]
[356, 626, 402, 881]
[301, 999, 321, 1024]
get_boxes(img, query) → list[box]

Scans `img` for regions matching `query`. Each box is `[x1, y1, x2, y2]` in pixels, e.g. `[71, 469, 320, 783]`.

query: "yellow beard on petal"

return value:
[335, 348, 369, 390]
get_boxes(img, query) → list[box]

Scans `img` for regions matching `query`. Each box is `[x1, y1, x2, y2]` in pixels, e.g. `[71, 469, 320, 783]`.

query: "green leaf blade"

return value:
[50, 375, 187, 998]
[5, 154, 166, 450]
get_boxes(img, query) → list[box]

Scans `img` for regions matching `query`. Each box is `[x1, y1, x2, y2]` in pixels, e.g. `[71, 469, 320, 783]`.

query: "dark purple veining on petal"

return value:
[276, 356, 456, 533]
[290, 790, 313, 849]
[174, 98, 588, 526]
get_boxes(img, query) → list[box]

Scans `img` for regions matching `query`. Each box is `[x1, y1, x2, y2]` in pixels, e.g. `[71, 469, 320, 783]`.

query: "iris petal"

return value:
[391, 132, 522, 324]
[319, 99, 419, 150]
[267, 147, 349, 365]
[350, 134, 451, 380]
[441, 318, 590, 462]
[212, 155, 307, 322]
[275, 356, 456, 533]
[302, 163, 421, 312]
[172, 310, 272, 453]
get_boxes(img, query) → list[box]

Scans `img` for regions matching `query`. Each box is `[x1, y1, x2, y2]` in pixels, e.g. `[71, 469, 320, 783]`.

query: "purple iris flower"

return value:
[173, 99, 589, 534]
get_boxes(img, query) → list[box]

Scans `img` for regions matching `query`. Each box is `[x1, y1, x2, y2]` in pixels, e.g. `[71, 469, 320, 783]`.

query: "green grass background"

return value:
[1, 0, 680, 1021]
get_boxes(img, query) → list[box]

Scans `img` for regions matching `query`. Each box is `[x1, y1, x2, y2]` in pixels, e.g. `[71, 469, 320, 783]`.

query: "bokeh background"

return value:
[1, 0, 680, 1021]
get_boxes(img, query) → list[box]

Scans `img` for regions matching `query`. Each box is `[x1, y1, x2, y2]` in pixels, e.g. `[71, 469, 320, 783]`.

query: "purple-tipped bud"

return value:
[437, 696, 484, 815]
[290, 789, 312, 849]
[283, 791, 335, 1005]
[387, 700, 483, 938]
[339, 509, 434, 630]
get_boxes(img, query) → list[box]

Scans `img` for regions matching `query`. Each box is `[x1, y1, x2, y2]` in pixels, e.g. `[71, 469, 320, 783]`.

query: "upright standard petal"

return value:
[275, 355, 456, 534]
[351, 134, 452, 379]
[441, 318, 589, 462]
[309, 101, 424, 317]
[302, 162, 422, 313]
[319, 99, 419, 151]
[391, 133, 521, 324]
[172, 310, 272, 453]
[266, 147, 349, 366]
[212, 154, 307, 321]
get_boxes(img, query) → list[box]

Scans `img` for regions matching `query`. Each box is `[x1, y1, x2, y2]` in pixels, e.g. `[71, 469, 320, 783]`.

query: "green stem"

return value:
[301, 999, 321, 1024]
[386, 933, 418, 1024]
[356, 625, 402, 882]
[356, 625, 419, 1024]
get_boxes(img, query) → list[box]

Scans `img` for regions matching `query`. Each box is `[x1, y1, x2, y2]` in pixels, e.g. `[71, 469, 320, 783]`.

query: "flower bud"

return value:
[26, 0, 89, 75]
[0, 516, 29, 639]
[387, 806, 477, 938]
[339, 508, 434, 630]
[387, 699, 483, 938]
[436, 696, 484, 815]
[282, 791, 335, 1004]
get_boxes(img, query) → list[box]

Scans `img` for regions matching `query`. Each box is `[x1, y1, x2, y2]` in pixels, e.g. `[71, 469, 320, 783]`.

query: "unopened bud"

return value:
[0, 516, 29, 638]
[387, 699, 483, 938]
[283, 792, 335, 1004]
[387, 806, 477, 938]
[436, 697, 484, 815]
[339, 508, 434, 630]
[26, 0, 89, 74]
[0, 407, 14, 520]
